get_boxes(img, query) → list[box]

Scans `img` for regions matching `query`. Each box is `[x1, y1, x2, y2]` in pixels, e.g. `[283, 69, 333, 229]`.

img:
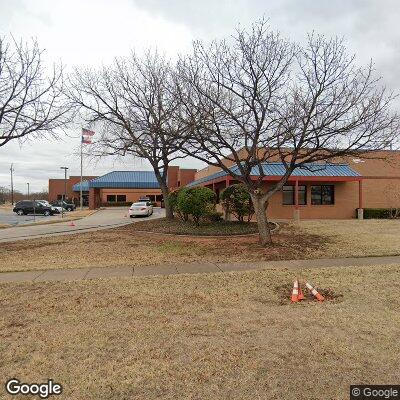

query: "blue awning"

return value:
[72, 180, 90, 192]
[89, 171, 160, 189]
[186, 162, 361, 187]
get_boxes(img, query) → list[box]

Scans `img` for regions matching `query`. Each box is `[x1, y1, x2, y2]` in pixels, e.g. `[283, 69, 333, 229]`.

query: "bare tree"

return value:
[0, 37, 70, 147]
[69, 52, 186, 219]
[177, 19, 399, 245]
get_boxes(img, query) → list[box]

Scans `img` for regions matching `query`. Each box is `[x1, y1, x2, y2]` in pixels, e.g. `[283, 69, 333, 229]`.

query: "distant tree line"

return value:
[0, 187, 48, 204]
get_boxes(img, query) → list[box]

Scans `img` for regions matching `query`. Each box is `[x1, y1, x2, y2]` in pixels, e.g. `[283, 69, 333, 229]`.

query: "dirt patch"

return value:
[275, 282, 343, 305]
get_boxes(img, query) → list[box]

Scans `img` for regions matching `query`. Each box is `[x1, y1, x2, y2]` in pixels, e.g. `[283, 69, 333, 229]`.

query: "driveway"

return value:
[0, 207, 165, 243]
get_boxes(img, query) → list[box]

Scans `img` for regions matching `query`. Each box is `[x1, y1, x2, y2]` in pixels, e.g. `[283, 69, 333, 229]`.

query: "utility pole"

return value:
[27, 182, 30, 199]
[10, 164, 14, 205]
[60, 167, 69, 218]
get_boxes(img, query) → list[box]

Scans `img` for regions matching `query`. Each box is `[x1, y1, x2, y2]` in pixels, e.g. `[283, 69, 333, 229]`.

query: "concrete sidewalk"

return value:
[1, 255, 399, 283]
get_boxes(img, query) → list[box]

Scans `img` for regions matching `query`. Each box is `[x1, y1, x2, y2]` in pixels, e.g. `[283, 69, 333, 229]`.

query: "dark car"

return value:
[13, 200, 55, 216]
[51, 200, 76, 212]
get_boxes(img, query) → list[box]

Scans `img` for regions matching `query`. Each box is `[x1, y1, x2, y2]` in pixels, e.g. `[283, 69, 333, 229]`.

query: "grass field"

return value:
[0, 222, 324, 272]
[1, 264, 399, 400]
[300, 219, 400, 257]
[1, 219, 400, 273]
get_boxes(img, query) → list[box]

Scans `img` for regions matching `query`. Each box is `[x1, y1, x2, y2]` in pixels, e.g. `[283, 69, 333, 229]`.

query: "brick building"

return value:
[48, 150, 400, 219]
[48, 167, 196, 209]
[188, 150, 400, 220]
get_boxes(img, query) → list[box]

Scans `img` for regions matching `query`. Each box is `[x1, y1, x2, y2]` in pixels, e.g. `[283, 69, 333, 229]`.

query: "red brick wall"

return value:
[48, 176, 97, 202]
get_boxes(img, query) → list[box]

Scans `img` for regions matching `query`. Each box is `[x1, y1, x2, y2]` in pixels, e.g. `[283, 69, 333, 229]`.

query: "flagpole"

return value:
[80, 134, 83, 211]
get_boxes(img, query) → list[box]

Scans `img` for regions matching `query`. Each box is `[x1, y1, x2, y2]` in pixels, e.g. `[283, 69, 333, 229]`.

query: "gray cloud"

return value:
[1, 0, 399, 191]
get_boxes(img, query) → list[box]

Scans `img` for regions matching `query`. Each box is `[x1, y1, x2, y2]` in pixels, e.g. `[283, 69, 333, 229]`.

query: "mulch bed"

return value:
[128, 218, 275, 236]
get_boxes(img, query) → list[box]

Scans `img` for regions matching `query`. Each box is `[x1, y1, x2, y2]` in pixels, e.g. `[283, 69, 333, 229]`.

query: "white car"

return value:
[129, 201, 153, 218]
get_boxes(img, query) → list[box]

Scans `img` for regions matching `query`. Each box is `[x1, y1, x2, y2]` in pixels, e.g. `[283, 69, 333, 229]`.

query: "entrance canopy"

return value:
[72, 171, 160, 191]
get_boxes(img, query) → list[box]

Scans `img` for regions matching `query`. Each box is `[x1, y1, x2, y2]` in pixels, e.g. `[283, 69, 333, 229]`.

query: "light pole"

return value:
[27, 183, 30, 199]
[10, 164, 14, 205]
[60, 167, 69, 218]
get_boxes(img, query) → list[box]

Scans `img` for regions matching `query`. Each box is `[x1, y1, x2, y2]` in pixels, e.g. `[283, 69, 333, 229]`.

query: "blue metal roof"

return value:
[186, 162, 360, 187]
[89, 171, 160, 189]
[72, 180, 90, 192]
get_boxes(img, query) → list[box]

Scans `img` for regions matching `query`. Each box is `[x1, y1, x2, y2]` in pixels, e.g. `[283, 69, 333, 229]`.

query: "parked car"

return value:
[37, 200, 64, 214]
[51, 200, 76, 212]
[129, 201, 153, 218]
[13, 200, 55, 216]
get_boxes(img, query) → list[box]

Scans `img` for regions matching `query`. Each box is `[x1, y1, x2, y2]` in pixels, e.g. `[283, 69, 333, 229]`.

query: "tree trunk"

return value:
[159, 183, 174, 220]
[250, 192, 272, 245]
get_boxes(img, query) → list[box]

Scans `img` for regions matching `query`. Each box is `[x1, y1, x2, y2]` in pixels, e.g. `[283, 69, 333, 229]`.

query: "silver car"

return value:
[37, 200, 64, 214]
[129, 201, 153, 218]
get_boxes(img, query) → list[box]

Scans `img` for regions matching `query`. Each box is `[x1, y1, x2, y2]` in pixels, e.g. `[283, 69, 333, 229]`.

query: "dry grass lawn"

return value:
[1, 219, 400, 273]
[0, 223, 324, 272]
[0, 264, 399, 400]
[299, 219, 400, 257]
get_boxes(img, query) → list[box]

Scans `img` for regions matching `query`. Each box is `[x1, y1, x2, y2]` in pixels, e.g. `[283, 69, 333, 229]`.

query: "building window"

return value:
[156, 195, 163, 202]
[146, 195, 156, 202]
[311, 185, 334, 205]
[107, 195, 116, 202]
[117, 195, 126, 202]
[282, 185, 306, 205]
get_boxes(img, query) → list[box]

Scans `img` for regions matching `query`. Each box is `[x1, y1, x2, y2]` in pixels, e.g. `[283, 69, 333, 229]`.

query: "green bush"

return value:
[221, 184, 254, 222]
[362, 208, 400, 219]
[167, 190, 179, 214]
[204, 210, 223, 222]
[177, 187, 216, 225]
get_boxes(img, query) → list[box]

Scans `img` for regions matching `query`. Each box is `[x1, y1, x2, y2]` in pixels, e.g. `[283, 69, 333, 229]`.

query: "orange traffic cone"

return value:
[291, 279, 299, 302]
[305, 282, 324, 302]
[298, 283, 305, 301]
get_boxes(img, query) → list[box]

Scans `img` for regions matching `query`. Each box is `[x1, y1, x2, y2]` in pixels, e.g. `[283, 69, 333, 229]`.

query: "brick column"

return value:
[293, 179, 300, 221]
[89, 188, 96, 210]
[357, 179, 364, 220]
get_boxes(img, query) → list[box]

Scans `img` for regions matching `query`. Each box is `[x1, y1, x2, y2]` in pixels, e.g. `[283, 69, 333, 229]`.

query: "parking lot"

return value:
[0, 208, 62, 226]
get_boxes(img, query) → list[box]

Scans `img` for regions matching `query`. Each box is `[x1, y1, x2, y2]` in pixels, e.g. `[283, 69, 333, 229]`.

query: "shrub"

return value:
[204, 210, 223, 222]
[221, 184, 254, 222]
[362, 208, 400, 219]
[167, 190, 179, 214]
[177, 187, 216, 225]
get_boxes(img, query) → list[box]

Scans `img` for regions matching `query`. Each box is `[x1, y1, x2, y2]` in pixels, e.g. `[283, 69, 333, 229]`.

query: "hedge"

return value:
[361, 208, 400, 219]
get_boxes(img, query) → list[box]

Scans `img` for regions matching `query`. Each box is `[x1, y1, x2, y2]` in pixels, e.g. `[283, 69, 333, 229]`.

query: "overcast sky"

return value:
[1, 0, 399, 193]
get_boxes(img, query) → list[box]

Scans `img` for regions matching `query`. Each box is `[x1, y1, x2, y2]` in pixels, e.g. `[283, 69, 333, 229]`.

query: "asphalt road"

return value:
[0, 207, 165, 243]
[0, 209, 61, 226]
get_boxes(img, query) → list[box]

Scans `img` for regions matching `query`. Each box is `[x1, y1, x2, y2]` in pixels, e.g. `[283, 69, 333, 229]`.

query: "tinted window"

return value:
[18, 201, 33, 207]
[311, 185, 334, 205]
[107, 195, 116, 202]
[117, 195, 126, 202]
[282, 185, 306, 205]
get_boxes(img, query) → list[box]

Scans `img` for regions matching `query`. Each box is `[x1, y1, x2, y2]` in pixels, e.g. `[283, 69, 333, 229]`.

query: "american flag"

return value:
[82, 128, 95, 144]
